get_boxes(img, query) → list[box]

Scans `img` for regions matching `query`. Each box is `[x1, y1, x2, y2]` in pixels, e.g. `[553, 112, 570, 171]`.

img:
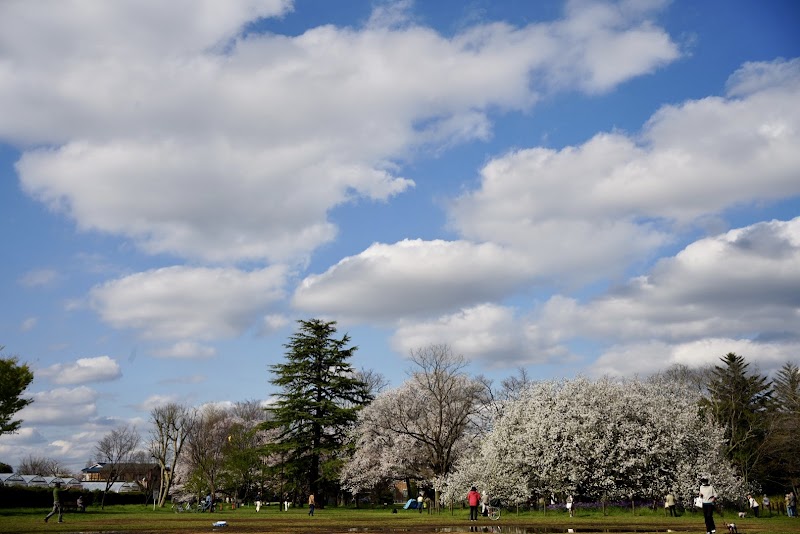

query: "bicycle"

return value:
[486, 504, 501, 520]
[171, 502, 192, 513]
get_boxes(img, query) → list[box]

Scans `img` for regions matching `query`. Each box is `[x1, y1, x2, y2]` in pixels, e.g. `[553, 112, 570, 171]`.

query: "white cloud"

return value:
[5, 1, 678, 264]
[39, 355, 122, 385]
[18, 386, 99, 426]
[529, 217, 800, 375]
[137, 394, 181, 412]
[0, 427, 46, 446]
[89, 266, 288, 340]
[726, 57, 800, 98]
[391, 303, 573, 366]
[591, 338, 800, 377]
[260, 314, 291, 334]
[294, 60, 800, 324]
[152, 341, 217, 360]
[293, 239, 532, 321]
[449, 57, 800, 279]
[381, 216, 800, 375]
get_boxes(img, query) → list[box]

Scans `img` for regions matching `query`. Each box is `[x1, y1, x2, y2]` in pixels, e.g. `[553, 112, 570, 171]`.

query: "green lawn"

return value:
[2, 504, 799, 534]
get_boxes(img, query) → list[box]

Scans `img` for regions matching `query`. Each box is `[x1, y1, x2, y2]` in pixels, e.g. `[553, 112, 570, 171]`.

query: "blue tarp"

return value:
[403, 499, 419, 509]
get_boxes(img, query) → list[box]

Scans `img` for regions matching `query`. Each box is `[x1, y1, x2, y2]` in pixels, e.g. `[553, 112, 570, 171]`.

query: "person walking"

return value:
[762, 494, 771, 516]
[255, 492, 262, 512]
[787, 491, 796, 517]
[417, 491, 424, 514]
[665, 492, 676, 517]
[567, 495, 575, 517]
[467, 486, 481, 521]
[308, 494, 315, 516]
[44, 482, 63, 523]
[747, 494, 759, 517]
[699, 477, 717, 534]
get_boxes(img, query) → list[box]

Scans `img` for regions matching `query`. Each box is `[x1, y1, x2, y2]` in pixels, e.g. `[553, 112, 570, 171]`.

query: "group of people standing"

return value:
[466, 486, 492, 521]
[744, 490, 797, 518]
[701, 478, 797, 534]
[786, 490, 797, 517]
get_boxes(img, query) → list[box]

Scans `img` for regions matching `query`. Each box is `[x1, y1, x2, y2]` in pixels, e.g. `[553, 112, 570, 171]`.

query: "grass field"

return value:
[2, 503, 799, 534]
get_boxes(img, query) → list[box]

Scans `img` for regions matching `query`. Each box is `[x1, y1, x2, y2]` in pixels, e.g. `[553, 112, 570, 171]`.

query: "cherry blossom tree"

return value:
[443, 376, 743, 509]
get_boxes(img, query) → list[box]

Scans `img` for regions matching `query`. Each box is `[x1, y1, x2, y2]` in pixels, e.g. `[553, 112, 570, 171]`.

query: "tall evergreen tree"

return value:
[762, 362, 800, 493]
[704, 352, 773, 486]
[263, 319, 372, 504]
[773, 362, 800, 413]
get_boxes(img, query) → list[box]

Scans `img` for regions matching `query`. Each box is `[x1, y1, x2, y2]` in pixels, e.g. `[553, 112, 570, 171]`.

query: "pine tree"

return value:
[704, 352, 773, 486]
[773, 362, 800, 413]
[263, 319, 372, 504]
[762, 362, 800, 493]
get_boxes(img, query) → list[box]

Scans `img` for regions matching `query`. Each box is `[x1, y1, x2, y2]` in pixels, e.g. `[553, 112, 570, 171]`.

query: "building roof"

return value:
[20, 474, 48, 485]
[0, 473, 24, 485]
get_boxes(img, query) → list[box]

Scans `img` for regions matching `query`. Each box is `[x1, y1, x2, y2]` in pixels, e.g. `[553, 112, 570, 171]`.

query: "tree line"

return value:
[2, 326, 798, 510]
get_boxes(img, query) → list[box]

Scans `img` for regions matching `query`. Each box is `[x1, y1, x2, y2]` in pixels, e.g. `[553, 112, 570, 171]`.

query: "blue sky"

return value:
[1, 0, 798, 473]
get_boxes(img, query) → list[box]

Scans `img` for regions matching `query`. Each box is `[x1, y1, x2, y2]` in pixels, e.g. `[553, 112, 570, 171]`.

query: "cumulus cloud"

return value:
[293, 239, 532, 321]
[391, 303, 574, 366]
[590, 337, 800, 377]
[295, 59, 800, 324]
[524, 217, 800, 376]
[384, 216, 800, 376]
[18, 386, 99, 426]
[259, 314, 291, 334]
[152, 341, 217, 360]
[39, 355, 122, 385]
[89, 265, 287, 340]
[4, 0, 678, 264]
[0, 427, 46, 446]
[137, 394, 181, 412]
[450, 58, 800, 277]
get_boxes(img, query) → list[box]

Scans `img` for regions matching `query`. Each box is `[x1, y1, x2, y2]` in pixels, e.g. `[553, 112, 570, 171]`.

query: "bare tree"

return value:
[355, 368, 389, 397]
[95, 424, 141, 509]
[343, 345, 485, 508]
[149, 403, 195, 507]
[404, 345, 486, 477]
[183, 405, 231, 504]
[16, 454, 65, 476]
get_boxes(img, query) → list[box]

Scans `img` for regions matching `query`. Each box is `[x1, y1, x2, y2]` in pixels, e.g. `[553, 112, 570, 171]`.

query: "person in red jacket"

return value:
[467, 486, 481, 521]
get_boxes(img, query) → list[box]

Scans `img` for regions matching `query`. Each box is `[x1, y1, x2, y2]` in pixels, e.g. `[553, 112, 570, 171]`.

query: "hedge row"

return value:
[0, 485, 148, 508]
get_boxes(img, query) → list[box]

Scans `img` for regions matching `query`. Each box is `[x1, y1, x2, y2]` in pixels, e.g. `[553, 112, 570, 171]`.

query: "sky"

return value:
[1, 0, 799, 474]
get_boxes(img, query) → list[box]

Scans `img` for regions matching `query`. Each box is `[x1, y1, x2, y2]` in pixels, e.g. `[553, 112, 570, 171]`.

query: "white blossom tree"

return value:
[443, 376, 743, 510]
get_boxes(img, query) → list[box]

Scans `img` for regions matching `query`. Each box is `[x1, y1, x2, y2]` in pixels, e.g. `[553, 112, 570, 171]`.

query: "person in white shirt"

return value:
[747, 494, 759, 517]
[699, 477, 717, 534]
